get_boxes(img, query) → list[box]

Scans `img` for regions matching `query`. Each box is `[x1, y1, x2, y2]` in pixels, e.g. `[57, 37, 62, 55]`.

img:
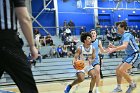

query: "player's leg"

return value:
[88, 69, 96, 93]
[94, 64, 101, 93]
[122, 53, 139, 93]
[119, 62, 136, 93]
[65, 72, 85, 93]
[112, 63, 123, 92]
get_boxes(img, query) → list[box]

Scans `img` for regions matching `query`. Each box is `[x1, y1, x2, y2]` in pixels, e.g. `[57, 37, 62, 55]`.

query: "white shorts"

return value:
[76, 65, 94, 74]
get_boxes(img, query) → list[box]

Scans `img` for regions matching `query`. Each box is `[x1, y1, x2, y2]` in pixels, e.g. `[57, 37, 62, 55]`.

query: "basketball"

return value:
[74, 60, 85, 70]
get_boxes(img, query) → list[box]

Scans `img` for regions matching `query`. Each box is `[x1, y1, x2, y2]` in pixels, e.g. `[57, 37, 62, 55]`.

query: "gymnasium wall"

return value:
[58, 0, 94, 35]
[98, 0, 140, 34]
[31, 0, 140, 35]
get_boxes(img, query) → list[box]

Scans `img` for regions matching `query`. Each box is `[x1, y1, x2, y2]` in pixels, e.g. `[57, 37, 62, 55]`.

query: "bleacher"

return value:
[0, 35, 140, 86]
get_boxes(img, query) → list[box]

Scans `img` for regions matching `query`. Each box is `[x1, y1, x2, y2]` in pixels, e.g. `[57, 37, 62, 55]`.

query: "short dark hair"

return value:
[80, 32, 92, 43]
[116, 20, 127, 30]
[90, 29, 96, 33]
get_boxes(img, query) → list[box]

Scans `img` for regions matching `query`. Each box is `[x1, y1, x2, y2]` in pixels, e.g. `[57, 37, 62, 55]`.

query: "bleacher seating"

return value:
[1, 57, 140, 85]
[0, 35, 139, 86]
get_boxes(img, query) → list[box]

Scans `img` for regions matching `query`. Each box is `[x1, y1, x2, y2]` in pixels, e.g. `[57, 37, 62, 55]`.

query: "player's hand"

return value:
[108, 42, 115, 48]
[107, 48, 116, 53]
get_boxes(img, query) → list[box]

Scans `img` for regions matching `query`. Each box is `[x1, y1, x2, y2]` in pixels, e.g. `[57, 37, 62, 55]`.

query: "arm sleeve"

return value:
[123, 33, 131, 42]
[12, 0, 26, 7]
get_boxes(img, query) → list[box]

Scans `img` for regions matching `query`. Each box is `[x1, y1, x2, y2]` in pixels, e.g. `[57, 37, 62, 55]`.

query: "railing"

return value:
[33, 26, 86, 36]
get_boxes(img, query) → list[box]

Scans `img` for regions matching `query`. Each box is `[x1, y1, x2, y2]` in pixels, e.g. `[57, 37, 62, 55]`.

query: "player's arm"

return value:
[113, 42, 128, 51]
[108, 41, 128, 53]
[92, 48, 95, 60]
[72, 48, 81, 65]
[98, 40, 108, 53]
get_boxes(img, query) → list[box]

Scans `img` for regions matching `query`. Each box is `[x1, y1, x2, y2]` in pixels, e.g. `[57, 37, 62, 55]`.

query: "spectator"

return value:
[57, 45, 63, 57]
[49, 44, 58, 58]
[63, 20, 68, 31]
[59, 27, 64, 38]
[41, 35, 53, 46]
[62, 45, 68, 57]
[68, 20, 75, 35]
[35, 32, 41, 49]
[65, 26, 71, 37]
[111, 26, 117, 37]
[33, 28, 40, 39]
[80, 26, 86, 35]
[61, 31, 67, 42]
[68, 43, 76, 57]
[64, 37, 70, 45]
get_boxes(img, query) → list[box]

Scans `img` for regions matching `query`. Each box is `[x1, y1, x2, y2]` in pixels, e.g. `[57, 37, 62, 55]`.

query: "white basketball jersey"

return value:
[79, 45, 93, 62]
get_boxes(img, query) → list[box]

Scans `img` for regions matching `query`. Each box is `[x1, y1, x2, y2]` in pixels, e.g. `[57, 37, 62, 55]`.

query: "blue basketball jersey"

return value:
[91, 39, 100, 66]
[120, 31, 139, 56]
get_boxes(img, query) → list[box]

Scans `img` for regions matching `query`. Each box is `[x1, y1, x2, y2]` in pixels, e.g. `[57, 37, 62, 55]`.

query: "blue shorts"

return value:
[122, 52, 140, 67]
[92, 58, 100, 67]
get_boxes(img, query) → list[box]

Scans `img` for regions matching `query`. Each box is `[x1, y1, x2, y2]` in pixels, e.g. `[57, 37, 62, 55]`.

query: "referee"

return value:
[0, 0, 38, 93]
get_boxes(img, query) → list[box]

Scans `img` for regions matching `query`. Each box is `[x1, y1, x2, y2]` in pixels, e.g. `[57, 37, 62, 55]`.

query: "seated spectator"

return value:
[106, 30, 112, 41]
[64, 37, 70, 45]
[68, 43, 76, 57]
[111, 26, 117, 37]
[61, 31, 67, 42]
[33, 28, 40, 37]
[65, 26, 71, 37]
[49, 44, 58, 58]
[80, 26, 86, 35]
[40, 35, 54, 46]
[62, 45, 68, 57]
[70, 39, 77, 46]
[57, 45, 63, 57]
[42, 54, 49, 59]
[46, 35, 53, 46]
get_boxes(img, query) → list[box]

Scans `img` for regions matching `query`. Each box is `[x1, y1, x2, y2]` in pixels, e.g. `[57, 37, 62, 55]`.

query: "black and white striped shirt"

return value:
[0, 0, 26, 31]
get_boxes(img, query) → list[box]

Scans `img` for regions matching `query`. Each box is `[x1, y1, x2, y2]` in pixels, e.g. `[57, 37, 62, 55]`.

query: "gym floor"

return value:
[1, 74, 140, 93]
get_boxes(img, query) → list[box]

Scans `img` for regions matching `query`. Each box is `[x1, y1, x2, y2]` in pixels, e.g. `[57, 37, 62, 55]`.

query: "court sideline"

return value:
[1, 75, 140, 93]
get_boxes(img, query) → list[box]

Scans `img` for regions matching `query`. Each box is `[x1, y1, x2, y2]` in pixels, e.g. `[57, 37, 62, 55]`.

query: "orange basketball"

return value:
[74, 60, 85, 70]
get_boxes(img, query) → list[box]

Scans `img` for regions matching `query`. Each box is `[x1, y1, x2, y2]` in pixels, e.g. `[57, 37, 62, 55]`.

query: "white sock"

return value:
[96, 87, 99, 91]
[95, 87, 100, 93]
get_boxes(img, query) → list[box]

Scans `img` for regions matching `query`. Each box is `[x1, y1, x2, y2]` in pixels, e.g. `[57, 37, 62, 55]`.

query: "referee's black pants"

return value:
[0, 31, 38, 93]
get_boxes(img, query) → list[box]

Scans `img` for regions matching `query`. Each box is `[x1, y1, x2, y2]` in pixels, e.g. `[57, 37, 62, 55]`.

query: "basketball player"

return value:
[64, 32, 95, 93]
[0, 0, 38, 92]
[89, 29, 108, 93]
[108, 21, 140, 93]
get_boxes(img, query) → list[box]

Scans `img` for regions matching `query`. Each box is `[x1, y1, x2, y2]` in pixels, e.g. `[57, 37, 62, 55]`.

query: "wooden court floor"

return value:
[0, 75, 140, 93]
